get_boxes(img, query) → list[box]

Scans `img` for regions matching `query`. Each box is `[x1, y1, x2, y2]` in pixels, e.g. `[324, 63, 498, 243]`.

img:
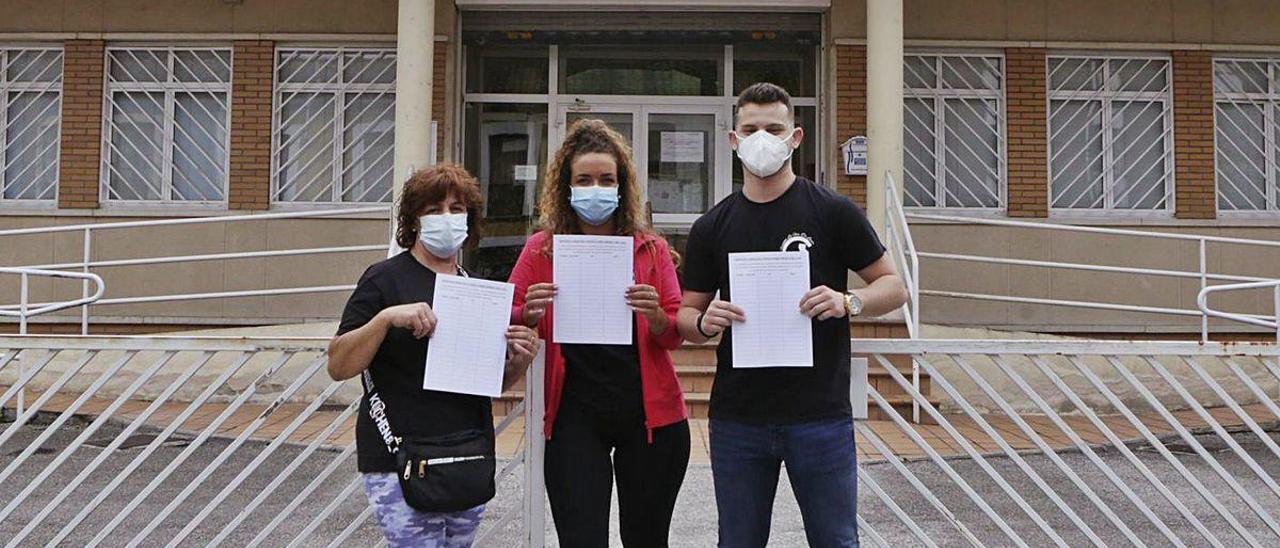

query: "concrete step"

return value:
[495, 341, 938, 421]
[493, 390, 928, 421]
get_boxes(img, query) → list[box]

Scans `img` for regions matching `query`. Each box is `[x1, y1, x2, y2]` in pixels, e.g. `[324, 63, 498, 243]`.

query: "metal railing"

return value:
[882, 173, 924, 422]
[0, 335, 545, 547]
[883, 173, 921, 339]
[906, 210, 1280, 341]
[883, 165, 1280, 423]
[0, 206, 389, 334]
[1198, 280, 1280, 343]
[851, 337, 1280, 547]
[0, 268, 104, 417]
[0, 267, 104, 335]
[7, 333, 1278, 545]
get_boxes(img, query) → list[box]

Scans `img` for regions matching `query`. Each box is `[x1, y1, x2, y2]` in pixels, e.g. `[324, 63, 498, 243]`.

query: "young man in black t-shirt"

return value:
[677, 83, 908, 548]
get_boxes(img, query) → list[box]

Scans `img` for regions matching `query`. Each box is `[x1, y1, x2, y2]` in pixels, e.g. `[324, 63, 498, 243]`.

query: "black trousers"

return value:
[544, 397, 691, 548]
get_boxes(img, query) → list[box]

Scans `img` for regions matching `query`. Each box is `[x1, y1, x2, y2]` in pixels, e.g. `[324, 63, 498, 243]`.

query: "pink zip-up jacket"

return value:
[508, 230, 689, 441]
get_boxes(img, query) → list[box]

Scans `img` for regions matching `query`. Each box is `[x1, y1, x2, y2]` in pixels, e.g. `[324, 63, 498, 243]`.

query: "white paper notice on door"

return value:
[660, 131, 704, 163]
[553, 234, 634, 345]
[423, 275, 515, 397]
[729, 251, 813, 368]
[513, 164, 539, 181]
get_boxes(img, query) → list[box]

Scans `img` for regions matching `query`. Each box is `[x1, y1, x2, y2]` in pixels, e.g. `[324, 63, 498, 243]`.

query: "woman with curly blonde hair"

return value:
[507, 119, 690, 547]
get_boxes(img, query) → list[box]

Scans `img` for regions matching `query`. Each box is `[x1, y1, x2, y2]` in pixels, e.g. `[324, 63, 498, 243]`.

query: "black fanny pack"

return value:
[364, 370, 496, 513]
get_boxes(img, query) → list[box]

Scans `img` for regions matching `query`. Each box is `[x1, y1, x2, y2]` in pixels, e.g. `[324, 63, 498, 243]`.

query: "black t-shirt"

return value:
[560, 318, 644, 419]
[337, 252, 494, 473]
[682, 178, 885, 424]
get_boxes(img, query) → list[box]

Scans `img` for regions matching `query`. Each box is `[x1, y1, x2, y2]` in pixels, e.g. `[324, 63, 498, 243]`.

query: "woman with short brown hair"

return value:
[328, 163, 539, 547]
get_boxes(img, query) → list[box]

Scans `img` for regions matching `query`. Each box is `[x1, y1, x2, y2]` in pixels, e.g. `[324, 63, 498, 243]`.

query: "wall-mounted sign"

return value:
[841, 135, 867, 176]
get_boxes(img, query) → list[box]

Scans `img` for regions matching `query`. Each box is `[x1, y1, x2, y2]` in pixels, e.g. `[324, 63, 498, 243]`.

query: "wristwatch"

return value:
[844, 291, 864, 317]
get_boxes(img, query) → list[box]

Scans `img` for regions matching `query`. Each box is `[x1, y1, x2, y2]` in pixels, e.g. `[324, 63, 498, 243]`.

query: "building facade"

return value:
[1, 0, 1279, 335]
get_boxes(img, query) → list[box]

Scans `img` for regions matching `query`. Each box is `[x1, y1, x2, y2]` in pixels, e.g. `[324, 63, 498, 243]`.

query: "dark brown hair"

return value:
[394, 163, 484, 250]
[736, 82, 795, 122]
[537, 118, 652, 250]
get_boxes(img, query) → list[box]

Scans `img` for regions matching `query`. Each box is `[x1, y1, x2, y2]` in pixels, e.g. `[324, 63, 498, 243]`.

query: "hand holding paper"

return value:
[423, 275, 516, 397]
[728, 251, 813, 368]
[552, 235, 634, 344]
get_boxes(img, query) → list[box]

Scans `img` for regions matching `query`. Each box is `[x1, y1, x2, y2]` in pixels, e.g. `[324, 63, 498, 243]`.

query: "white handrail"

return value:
[0, 267, 105, 328]
[14, 244, 387, 272]
[905, 210, 1280, 341]
[1197, 280, 1280, 342]
[908, 211, 1280, 249]
[0, 206, 391, 333]
[0, 206, 389, 237]
[884, 172, 921, 338]
[0, 266, 106, 416]
[883, 171, 924, 423]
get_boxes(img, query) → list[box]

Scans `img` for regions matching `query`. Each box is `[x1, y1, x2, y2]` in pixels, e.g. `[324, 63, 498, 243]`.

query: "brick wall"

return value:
[1005, 48, 1049, 217]
[229, 40, 274, 211]
[834, 45, 867, 206]
[433, 40, 448, 161]
[58, 40, 105, 209]
[1172, 50, 1216, 219]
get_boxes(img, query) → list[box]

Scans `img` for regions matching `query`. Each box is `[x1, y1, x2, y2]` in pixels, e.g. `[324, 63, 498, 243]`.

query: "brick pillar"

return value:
[1173, 50, 1216, 219]
[229, 40, 274, 211]
[433, 40, 448, 162]
[58, 40, 105, 209]
[835, 45, 867, 206]
[1005, 48, 1049, 217]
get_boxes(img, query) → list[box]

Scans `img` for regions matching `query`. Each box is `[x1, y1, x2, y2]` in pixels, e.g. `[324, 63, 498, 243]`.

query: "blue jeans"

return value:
[709, 417, 859, 548]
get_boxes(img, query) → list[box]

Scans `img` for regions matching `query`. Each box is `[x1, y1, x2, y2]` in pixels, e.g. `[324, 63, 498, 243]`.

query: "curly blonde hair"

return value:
[536, 119, 652, 251]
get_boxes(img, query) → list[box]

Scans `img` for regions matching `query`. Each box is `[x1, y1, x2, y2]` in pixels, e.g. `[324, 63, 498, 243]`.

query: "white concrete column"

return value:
[392, 0, 435, 227]
[865, 0, 904, 234]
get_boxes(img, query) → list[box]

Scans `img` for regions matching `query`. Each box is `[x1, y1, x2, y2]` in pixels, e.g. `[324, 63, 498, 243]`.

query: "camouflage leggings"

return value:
[363, 472, 485, 548]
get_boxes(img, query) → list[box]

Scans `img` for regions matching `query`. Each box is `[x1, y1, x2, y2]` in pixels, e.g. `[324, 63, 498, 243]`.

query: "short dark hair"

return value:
[736, 82, 794, 120]
[395, 163, 484, 250]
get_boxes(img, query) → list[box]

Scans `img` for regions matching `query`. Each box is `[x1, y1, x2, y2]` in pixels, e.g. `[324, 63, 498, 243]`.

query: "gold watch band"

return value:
[844, 291, 863, 317]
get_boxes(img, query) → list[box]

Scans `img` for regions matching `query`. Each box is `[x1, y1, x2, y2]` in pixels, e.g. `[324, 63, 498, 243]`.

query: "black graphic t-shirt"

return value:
[682, 178, 885, 423]
[338, 252, 494, 473]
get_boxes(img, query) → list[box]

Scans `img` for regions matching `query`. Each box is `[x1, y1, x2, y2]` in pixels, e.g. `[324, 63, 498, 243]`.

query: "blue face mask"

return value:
[570, 186, 619, 226]
[418, 213, 468, 258]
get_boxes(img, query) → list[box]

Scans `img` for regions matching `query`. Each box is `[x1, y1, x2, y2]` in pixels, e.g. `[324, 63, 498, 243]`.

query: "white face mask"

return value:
[418, 213, 468, 258]
[735, 128, 797, 178]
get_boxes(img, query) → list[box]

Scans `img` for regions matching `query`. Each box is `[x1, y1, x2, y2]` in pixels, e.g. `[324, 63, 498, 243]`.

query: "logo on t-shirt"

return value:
[780, 232, 814, 252]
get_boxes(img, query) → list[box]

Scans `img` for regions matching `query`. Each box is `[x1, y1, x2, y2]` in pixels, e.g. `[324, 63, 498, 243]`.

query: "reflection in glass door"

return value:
[463, 103, 548, 281]
[565, 111, 635, 145]
[554, 104, 726, 227]
[647, 112, 716, 216]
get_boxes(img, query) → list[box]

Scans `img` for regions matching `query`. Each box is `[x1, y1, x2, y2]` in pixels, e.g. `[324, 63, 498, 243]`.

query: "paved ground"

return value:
[4, 412, 1280, 547]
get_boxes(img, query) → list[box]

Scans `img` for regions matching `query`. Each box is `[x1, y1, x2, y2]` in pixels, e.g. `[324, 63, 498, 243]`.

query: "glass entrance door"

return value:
[645, 108, 724, 223]
[563, 110, 637, 145]
[554, 103, 728, 228]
